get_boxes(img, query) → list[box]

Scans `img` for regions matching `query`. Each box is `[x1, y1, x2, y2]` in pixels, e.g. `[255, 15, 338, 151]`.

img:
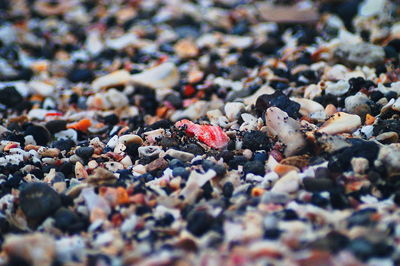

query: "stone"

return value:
[317, 112, 361, 134]
[265, 107, 306, 156]
[165, 149, 194, 162]
[19, 182, 62, 223]
[271, 171, 300, 194]
[344, 93, 371, 120]
[75, 146, 94, 159]
[302, 177, 333, 192]
[334, 43, 385, 67]
[146, 158, 168, 172]
[91, 70, 131, 91]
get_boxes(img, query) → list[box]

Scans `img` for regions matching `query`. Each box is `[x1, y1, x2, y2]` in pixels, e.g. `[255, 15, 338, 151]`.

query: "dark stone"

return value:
[310, 193, 330, 207]
[75, 146, 94, 159]
[228, 155, 248, 169]
[52, 138, 76, 152]
[228, 65, 247, 81]
[160, 137, 178, 149]
[24, 124, 51, 146]
[242, 131, 270, 152]
[0, 86, 23, 108]
[347, 208, 376, 228]
[255, 91, 300, 118]
[53, 207, 85, 233]
[303, 177, 333, 192]
[172, 167, 190, 179]
[310, 231, 349, 253]
[263, 228, 281, 240]
[125, 142, 140, 158]
[330, 190, 349, 210]
[243, 160, 265, 175]
[347, 238, 374, 261]
[186, 210, 215, 237]
[164, 94, 183, 109]
[169, 159, 185, 169]
[103, 114, 119, 125]
[19, 182, 62, 224]
[182, 143, 203, 155]
[222, 182, 234, 198]
[45, 120, 67, 134]
[67, 68, 95, 83]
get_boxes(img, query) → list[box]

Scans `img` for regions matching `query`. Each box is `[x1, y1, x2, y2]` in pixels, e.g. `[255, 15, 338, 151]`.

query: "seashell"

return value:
[118, 134, 143, 145]
[175, 119, 230, 149]
[265, 107, 306, 156]
[91, 70, 131, 91]
[317, 112, 361, 134]
[131, 62, 179, 90]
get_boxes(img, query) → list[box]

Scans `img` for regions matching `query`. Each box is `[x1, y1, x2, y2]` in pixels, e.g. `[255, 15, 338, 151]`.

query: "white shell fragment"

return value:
[131, 62, 179, 90]
[317, 112, 361, 134]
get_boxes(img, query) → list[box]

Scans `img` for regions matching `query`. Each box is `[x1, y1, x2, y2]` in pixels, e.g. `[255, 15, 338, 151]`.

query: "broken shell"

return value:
[138, 146, 162, 158]
[118, 134, 143, 145]
[91, 70, 131, 91]
[131, 62, 179, 90]
[265, 107, 306, 156]
[317, 112, 361, 134]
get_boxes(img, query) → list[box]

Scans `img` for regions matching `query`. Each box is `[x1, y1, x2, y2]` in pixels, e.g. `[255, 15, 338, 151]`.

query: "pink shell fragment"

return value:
[175, 119, 230, 149]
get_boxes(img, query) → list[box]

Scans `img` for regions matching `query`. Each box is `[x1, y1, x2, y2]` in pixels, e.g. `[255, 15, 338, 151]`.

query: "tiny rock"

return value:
[317, 112, 361, 134]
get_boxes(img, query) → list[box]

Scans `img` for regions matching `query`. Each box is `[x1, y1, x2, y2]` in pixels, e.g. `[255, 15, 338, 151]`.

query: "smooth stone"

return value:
[165, 149, 194, 162]
[344, 93, 370, 120]
[19, 182, 62, 222]
[334, 43, 385, 67]
[45, 120, 67, 134]
[261, 191, 290, 204]
[224, 102, 245, 121]
[302, 177, 333, 192]
[91, 70, 131, 91]
[75, 146, 94, 159]
[271, 171, 300, 194]
[317, 112, 361, 134]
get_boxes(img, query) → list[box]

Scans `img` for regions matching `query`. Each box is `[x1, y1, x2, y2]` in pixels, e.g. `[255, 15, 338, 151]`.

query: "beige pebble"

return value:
[351, 157, 369, 174]
[271, 171, 300, 194]
[118, 134, 143, 145]
[91, 70, 131, 91]
[131, 62, 179, 90]
[317, 112, 361, 134]
[165, 149, 194, 162]
[75, 161, 88, 179]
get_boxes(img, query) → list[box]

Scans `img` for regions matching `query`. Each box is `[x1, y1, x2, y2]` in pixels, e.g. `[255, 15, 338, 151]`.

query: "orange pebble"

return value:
[156, 106, 169, 118]
[251, 187, 265, 197]
[274, 164, 299, 176]
[116, 187, 129, 205]
[67, 118, 92, 132]
[365, 114, 375, 125]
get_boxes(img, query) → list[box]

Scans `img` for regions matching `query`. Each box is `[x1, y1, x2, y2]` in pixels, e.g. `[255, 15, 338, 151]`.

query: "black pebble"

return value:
[75, 146, 94, 159]
[67, 68, 95, 83]
[52, 138, 76, 152]
[103, 114, 119, 126]
[53, 207, 84, 233]
[19, 182, 62, 223]
[222, 182, 234, 198]
[255, 91, 300, 118]
[303, 177, 333, 192]
[242, 131, 270, 152]
[186, 210, 214, 237]
[45, 120, 67, 134]
[24, 124, 51, 146]
[243, 160, 265, 175]
[0, 86, 23, 108]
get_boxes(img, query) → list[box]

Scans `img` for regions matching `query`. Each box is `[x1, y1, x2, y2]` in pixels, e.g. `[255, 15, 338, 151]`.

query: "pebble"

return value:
[19, 182, 62, 224]
[24, 124, 51, 146]
[224, 102, 244, 121]
[165, 149, 194, 162]
[131, 62, 179, 90]
[334, 43, 385, 67]
[265, 107, 306, 156]
[75, 146, 94, 159]
[344, 93, 371, 120]
[271, 171, 300, 194]
[261, 191, 290, 204]
[302, 177, 333, 192]
[91, 70, 131, 91]
[325, 80, 350, 96]
[0, 86, 23, 107]
[45, 120, 67, 134]
[146, 158, 168, 172]
[29, 81, 55, 97]
[317, 112, 361, 134]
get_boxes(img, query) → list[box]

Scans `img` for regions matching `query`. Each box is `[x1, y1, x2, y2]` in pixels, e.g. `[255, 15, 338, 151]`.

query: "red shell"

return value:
[175, 119, 230, 149]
